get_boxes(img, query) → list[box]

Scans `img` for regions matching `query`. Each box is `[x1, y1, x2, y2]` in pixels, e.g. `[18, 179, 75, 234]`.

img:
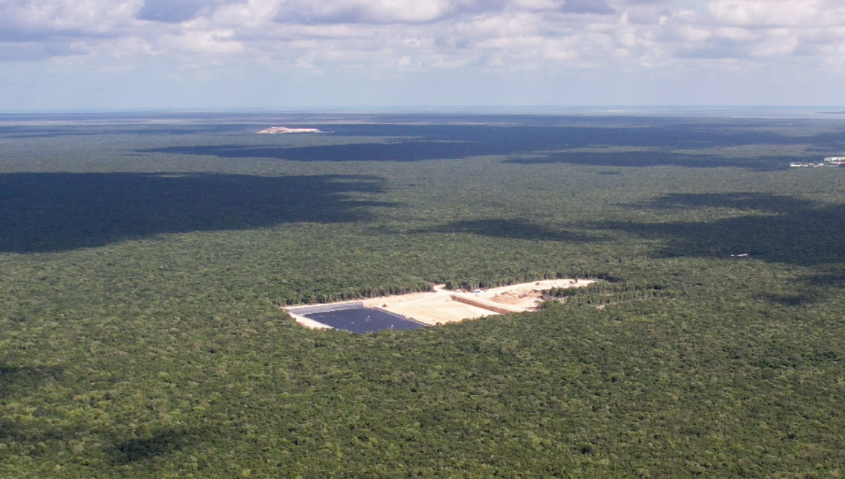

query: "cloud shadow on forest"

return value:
[505, 150, 787, 170]
[0, 173, 391, 253]
[110, 428, 204, 465]
[756, 293, 817, 307]
[592, 193, 845, 267]
[636, 192, 817, 214]
[0, 365, 67, 449]
[759, 269, 845, 306]
[142, 141, 495, 162]
[417, 219, 603, 243]
[137, 123, 845, 169]
[0, 124, 255, 139]
[0, 365, 62, 400]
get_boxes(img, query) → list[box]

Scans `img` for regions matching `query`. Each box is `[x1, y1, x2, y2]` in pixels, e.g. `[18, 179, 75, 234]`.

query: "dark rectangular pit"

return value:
[304, 307, 427, 334]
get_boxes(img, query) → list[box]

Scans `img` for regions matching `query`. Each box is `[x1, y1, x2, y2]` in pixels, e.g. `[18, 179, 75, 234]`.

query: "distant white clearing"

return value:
[285, 279, 595, 329]
[258, 126, 322, 134]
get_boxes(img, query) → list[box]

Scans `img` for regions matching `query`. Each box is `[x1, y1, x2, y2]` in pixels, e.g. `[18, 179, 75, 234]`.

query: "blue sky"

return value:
[1, 0, 844, 110]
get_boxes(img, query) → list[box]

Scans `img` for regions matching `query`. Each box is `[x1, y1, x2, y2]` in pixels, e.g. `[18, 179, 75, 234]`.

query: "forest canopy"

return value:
[2, 113, 845, 477]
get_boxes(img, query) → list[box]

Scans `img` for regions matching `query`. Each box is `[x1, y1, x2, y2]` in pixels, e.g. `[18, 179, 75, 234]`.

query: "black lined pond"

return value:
[303, 306, 427, 334]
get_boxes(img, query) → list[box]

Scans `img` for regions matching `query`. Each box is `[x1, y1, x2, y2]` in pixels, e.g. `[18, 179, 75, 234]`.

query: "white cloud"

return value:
[159, 28, 243, 54]
[1, 0, 845, 108]
[274, 0, 502, 25]
[0, 0, 142, 35]
[0, 0, 839, 68]
[706, 0, 821, 27]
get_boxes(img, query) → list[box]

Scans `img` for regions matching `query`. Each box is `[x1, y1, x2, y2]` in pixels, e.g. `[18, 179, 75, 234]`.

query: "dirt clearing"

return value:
[286, 279, 594, 330]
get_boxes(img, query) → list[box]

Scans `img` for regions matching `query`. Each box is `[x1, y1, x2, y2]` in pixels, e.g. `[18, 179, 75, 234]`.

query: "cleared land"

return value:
[286, 279, 594, 330]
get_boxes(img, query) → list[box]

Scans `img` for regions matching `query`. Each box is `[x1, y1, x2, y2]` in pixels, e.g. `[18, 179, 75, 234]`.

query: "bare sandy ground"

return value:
[285, 311, 333, 330]
[480, 279, 594, 310]
[286, 279, 594, 329]
[370, 295, 496, 326]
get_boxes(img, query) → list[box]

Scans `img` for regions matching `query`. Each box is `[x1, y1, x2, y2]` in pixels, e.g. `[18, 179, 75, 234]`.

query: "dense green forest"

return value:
[2, 112, 845, 477]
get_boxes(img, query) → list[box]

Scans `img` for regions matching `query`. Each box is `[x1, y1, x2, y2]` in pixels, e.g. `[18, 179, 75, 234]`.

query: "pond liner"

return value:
[303, 306, 428, 334]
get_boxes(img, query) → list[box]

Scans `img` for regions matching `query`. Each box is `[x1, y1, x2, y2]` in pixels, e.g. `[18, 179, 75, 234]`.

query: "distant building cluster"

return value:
[258, 126, 322, 134]
[790, 156, 845, 167]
